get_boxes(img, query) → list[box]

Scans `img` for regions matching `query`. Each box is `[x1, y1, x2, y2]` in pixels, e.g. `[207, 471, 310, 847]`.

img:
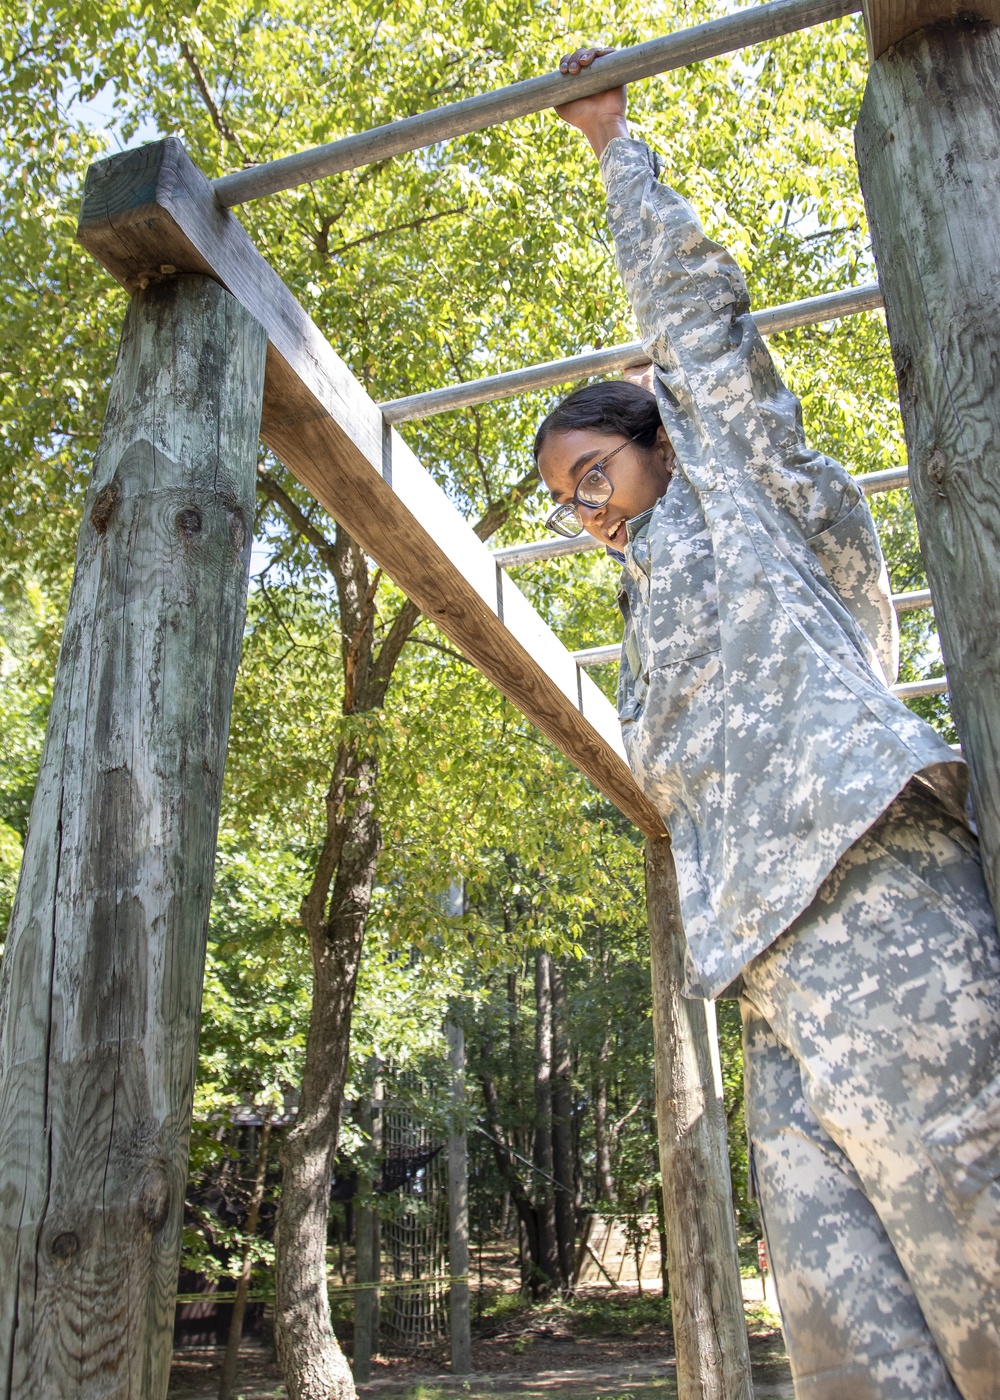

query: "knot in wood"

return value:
[175, 506, 203, 545]
[138, 1166, 171, 1231]
[927, 449, 949, 496]
[51, 1231, 79, 1261]
[227, 505, 248, 553]
[90, 480, 121, 536]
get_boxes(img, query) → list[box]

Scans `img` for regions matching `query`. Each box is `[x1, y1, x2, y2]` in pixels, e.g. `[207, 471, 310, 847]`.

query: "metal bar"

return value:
[492, 534, 602, 568]
[573, 590, 935, 669]
[891, 677, 948, 699]
[493, 463, 911, 570]
[381, 283, 882, 424]
[858, 463, 910, 494]
[893, 588, 932, 613]
[212, 0, 862, 205]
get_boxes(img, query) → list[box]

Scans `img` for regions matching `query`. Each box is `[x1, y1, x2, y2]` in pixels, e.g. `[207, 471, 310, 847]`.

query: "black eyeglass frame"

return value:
[544, 439, 633, 539]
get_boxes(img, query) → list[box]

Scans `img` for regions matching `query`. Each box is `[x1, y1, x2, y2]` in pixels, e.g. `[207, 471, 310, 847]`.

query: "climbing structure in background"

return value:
[380, 1092, 450, 1349]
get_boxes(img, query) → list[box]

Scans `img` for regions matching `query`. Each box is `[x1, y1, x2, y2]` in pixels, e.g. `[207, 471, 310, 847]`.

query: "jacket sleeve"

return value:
[598, 136, 898, 685]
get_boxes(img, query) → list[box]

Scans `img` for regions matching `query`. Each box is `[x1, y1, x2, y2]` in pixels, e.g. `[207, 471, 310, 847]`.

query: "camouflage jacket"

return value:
[601, 137, 965, 998]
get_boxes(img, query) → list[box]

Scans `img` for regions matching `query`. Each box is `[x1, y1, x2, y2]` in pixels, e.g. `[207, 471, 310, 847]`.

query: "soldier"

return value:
[535, 47, 1000, 1400]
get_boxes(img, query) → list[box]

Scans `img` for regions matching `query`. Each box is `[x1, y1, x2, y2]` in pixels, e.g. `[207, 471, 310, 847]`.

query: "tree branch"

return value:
[179, 38, 249, 160]
[473, 463, 541, 542]
[323, 205, 467, 261]
[405, 636, 473, 666]
[256, 469, 338, 574]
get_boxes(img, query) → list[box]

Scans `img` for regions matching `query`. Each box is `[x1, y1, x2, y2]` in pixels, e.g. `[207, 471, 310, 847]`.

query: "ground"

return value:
[167, 1288, 793, 1399]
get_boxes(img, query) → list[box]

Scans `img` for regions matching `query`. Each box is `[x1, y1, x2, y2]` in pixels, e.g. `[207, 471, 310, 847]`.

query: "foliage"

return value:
[0, 0, 961, 1338]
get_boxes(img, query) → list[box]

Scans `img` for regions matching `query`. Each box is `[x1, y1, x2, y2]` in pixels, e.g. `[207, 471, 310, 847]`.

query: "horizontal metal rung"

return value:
[494, 464, 912, 570]
[573, 591, 935, 669]
[212, 0, 861, 205]
[382, 283, 882, 424]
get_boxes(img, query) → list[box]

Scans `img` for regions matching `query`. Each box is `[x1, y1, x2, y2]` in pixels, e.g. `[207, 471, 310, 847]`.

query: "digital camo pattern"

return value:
[742, 783, 1000, 1399]
[742, 1005, 962, 1400]
[599, 136, 966, 997]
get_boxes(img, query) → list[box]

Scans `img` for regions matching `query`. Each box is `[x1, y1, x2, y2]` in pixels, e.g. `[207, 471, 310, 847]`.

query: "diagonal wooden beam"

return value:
[77, 139, 665, 837]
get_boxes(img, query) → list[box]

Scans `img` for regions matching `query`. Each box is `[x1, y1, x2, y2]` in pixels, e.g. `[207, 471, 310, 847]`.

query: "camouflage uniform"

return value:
[600, 137, 1000, 1397]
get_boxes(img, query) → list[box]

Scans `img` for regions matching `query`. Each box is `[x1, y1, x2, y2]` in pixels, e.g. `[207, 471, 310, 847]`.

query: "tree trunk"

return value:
[550, 965, 575, 1286]
[446, 1024, 472, 1374]
[532, 952, 560, 1293]
[219, 1114, 273, 1400]
[855, 17, 1000, 914]
[645, 838, 752, 1400]
[0, 274, 265, 1399]
[274, 753, 381, 1400]
[593, 1034, 616, 1204]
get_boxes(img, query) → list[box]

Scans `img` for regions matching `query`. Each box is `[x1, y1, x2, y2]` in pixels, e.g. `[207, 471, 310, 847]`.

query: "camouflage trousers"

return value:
[740, 783, 1000, 1400]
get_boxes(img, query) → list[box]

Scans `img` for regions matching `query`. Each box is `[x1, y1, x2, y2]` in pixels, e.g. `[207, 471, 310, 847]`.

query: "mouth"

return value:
[605, 518, 628, 549]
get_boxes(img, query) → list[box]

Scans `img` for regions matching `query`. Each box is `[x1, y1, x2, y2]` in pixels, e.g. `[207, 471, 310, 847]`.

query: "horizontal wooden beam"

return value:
[212, 0, 861, 205]
[861, 0, 1000, 62]
[380, 283, 883, 423]
[493, 464, 910, 569]
[77, 139, 665, 837]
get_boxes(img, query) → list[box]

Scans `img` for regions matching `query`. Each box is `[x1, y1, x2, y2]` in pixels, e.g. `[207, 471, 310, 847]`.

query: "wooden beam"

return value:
[645, 837, 752, 1400]
[77, 139, 664, 838]
[856, 19, 1000, 907]
[861, 0, 1000, 61]
[212, 0, 861, 205]
[0, 276, 266, 1398]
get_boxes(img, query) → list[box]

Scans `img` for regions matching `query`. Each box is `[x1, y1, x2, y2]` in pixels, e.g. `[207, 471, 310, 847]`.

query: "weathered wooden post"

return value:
[645, 838, 753, 1400]
[0, 273, 266, 1398]
[855, 2, 1000, 909]
[446, 1022, 472, 1375]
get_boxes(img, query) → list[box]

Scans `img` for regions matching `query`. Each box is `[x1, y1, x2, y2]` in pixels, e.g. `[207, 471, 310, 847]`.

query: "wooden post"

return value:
[0, 274, 266, 1399]
[855, 14, 1000, 912]
[645, 838, 753, 1400]
[353, 1072, 382, 1382]
[446, 1023, 472, 1375]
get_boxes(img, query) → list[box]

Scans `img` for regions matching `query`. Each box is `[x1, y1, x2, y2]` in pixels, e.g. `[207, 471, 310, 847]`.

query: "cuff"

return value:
[598, 135, 664, 189]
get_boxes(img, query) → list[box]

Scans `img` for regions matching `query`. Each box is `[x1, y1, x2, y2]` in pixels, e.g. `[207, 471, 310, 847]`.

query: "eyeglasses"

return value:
[544, 439, 632, 539]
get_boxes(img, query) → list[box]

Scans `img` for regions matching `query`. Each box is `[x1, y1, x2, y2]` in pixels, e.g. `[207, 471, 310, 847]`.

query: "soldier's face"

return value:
[537, 427, 674, 550]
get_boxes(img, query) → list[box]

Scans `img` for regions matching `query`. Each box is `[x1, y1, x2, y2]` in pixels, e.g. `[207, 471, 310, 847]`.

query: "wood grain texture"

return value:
[446, 1024, 472, 1376]
[861, 0, 1000, 60]
[77, 139, 665, 837]
[0, 276, 266, 1398]
[645, 839, 752, 1400]
[857, 20, 1000, 912]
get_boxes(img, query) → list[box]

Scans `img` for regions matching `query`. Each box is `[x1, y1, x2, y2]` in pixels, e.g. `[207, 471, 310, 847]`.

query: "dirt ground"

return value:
[167, 1296, 793, 1400]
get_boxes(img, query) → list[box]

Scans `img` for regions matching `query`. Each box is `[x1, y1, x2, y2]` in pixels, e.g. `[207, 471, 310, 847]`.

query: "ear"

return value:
[654, 425, 675, 463]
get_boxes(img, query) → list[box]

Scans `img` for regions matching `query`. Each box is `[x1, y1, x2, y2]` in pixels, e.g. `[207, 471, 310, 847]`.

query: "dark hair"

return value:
[533, 380, 661, 461]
